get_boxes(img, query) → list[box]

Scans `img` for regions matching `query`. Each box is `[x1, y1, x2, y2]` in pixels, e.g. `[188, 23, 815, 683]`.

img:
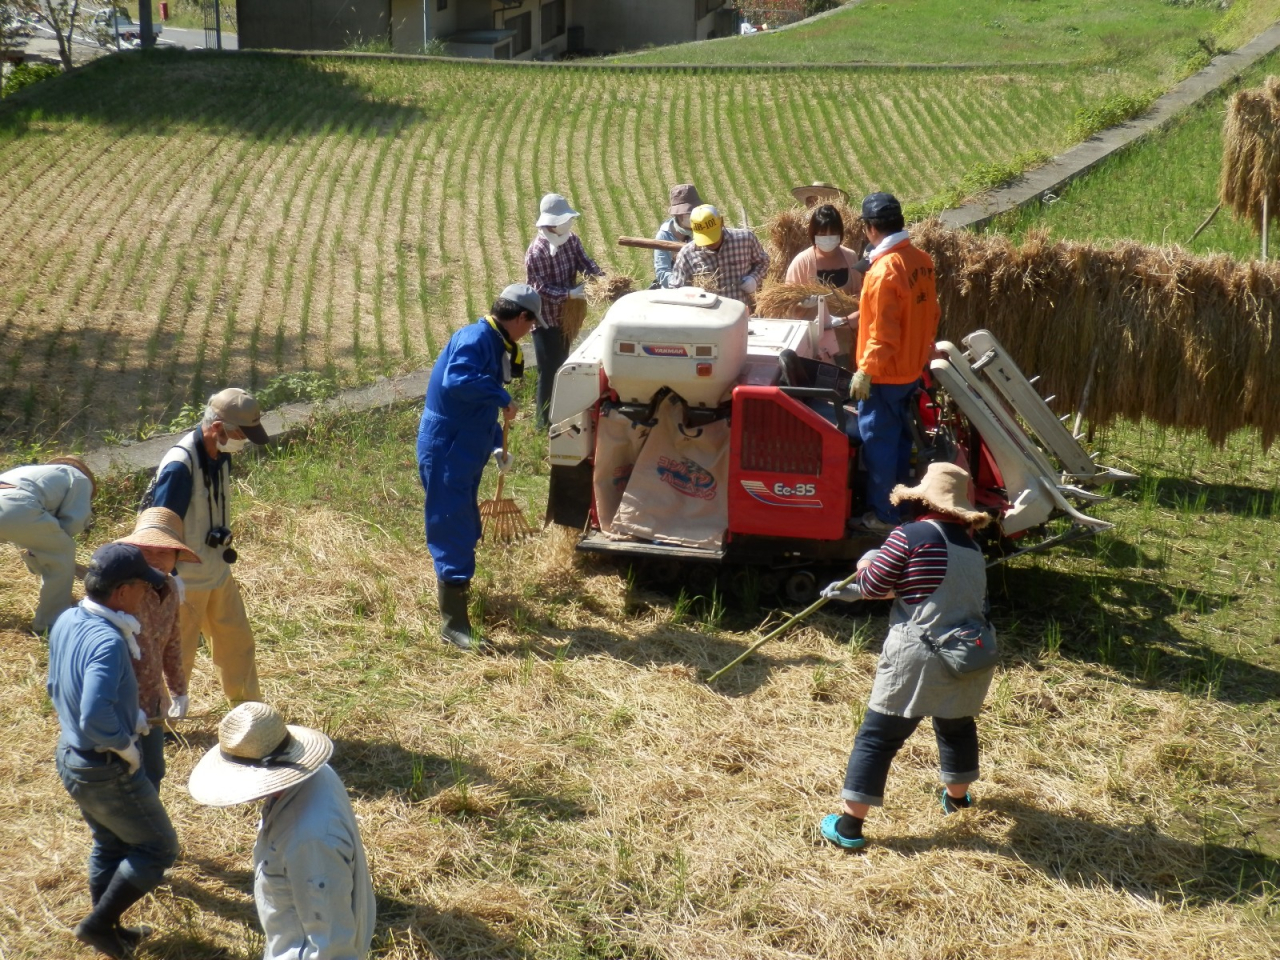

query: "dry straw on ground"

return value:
[1220, 76, 1280, 231]
[909, 219, 1280, 448]
[763, 201, 865, 282]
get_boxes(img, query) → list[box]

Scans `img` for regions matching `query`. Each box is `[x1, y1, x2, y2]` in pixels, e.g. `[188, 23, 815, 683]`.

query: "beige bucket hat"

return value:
[890, 461, 991, 529]
[188, 702, 334, 807]
[117, 507, 201, 564]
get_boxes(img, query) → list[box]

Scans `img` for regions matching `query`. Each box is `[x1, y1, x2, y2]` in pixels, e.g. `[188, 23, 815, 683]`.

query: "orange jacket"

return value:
[856, 239, 941, 385]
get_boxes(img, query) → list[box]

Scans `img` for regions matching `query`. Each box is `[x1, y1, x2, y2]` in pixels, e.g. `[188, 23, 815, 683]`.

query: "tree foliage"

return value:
[12, 0, 85, 68]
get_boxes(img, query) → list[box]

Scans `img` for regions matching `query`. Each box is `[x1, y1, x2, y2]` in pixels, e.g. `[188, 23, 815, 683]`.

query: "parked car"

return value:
[90, 8, 161, 46]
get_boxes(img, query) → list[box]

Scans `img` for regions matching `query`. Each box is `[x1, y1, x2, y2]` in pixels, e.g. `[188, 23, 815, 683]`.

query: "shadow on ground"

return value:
[377, 893, 532, 960]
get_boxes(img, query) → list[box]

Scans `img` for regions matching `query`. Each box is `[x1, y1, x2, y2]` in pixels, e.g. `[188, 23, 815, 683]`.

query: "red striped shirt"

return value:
[856, 515, 974, 604]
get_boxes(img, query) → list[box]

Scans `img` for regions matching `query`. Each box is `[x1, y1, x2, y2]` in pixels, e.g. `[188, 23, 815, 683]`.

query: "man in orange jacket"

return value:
[849, 193, 940, 533]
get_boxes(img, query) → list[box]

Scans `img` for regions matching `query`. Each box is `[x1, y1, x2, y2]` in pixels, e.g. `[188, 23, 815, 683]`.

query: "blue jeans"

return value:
[857, 381, 919, 523]
[841, 709, 980, 807]
[532, 326, 570, 428]
[56, 742, 179, 895]
[139, 725, 166, 792]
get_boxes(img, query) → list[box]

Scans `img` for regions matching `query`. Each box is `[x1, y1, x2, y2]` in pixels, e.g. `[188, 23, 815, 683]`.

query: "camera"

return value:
[206, 526, 238, 564]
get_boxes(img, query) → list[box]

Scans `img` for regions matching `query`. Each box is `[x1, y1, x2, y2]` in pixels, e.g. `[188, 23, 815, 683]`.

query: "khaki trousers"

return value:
[179, 578, 261, 703]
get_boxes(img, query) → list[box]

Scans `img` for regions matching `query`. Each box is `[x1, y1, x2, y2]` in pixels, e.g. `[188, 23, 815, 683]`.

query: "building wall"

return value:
[237, 0, 390, 50]
[575, 0, 730, 53]
[391, 0, 425, 52]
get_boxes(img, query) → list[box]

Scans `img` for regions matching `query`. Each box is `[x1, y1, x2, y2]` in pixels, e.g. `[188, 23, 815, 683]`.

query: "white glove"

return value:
[112, 739, 142, 775]
[850, 369, 872, 402]
[569, 284, 586, 300]
[492, 449, 513, 474]
[168, 694, 189, 720]
[135, 708, 149, 736]
[820, 579, 862, 603]
[740, 275, 759, 296]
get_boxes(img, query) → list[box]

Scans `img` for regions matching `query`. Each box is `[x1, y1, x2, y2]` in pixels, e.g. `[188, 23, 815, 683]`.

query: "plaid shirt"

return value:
[524, 234, 602, 329]
[669, 227, 770, 301]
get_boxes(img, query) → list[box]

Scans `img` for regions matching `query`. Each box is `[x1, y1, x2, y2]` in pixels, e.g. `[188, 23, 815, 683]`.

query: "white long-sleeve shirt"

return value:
[254, 765, 375, 960]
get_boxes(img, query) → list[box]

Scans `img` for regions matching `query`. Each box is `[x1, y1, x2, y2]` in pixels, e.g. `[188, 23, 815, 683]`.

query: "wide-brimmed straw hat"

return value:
[117, 507, 201, 564]
[48, 455, 96, 496]
[791, 181, 846, 204]
[890, 461, 991, 529]
[536, 193, 580, 227]
[188, 702, 333, 807]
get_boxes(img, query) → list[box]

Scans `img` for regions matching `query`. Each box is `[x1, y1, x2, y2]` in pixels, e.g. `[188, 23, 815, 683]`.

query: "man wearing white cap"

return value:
[417, 284, 542, 651]
[189, 702, 375, 960]
[524, 192, 603, 427]
[0, 455, 96, 633]
[143, 387, 270, 704]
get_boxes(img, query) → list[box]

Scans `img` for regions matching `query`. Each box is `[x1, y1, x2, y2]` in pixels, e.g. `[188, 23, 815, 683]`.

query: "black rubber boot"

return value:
[438, 581, 478, 651]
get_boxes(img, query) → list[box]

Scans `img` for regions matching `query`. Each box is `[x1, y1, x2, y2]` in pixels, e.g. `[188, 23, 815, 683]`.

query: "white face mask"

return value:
[217, 434, 248, 454]
[815, 234, 842, 253]
[541, 225, 572, 249]
[672, 216, 692, 237]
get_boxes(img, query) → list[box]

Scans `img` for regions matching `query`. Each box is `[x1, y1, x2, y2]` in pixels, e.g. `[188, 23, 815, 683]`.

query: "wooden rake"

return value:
[480, 420, 535, 543]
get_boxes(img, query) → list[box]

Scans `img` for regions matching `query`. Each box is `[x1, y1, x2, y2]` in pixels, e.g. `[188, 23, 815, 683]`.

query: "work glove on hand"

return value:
[568, 284, 586, 300]
[739, 275, 759, 296]
[850, 369, 872, 402]
[112, 739, 142, 775]
[135, 708, 150, 737]
[492, 449, 514, 474]
[820, 579, 862, 603]
[167, 694, 189, 720]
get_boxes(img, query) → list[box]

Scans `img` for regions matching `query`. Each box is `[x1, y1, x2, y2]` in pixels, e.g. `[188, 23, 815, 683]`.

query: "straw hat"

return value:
[117, 507, 201, 564]
[791, 181, 846, 205]
[188, 702, 333, 807]
[890, 462, 991, 529]
[48, 455, 96, 496]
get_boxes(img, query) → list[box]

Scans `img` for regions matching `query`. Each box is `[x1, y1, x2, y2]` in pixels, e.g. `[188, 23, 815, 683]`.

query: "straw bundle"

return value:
[559, 296, 589, 345]
[910, 219, 1280, 448]
[1220, 76, 1280, 231]
[585, 271, 636, 307]
[763, 200, 865, 282]
[756, 281, 859, 319]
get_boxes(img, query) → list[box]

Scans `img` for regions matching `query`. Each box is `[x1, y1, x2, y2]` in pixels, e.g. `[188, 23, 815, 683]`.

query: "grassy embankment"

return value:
[996, 49, 1280, 259]
[0, 381, 1277, 959]
[615, 0, 1279, 68]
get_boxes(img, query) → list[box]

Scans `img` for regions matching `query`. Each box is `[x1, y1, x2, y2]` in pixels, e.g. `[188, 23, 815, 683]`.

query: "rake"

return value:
[480, 420, 535, 543]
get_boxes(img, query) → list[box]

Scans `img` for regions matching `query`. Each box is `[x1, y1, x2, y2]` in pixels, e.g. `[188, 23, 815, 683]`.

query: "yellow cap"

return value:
[690, 204, 723, 247]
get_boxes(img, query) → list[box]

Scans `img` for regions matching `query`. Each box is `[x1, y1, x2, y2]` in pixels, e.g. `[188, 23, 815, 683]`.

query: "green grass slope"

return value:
[614, 0, 1277, 74]
[997, 50, 1280, 258]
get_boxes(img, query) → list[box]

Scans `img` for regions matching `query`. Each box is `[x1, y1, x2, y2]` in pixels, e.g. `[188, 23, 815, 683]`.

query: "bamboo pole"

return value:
[1264, 196, 1270, 262]
[618, 235, 686, 253]
[1187, 202, 1221, 244]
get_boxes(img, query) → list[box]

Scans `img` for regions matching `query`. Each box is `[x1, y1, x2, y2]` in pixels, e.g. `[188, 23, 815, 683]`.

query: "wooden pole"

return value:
[1187, 202, 1221, 244]
[1263, 195, 1270, 262]
[618, 235, 685, 253]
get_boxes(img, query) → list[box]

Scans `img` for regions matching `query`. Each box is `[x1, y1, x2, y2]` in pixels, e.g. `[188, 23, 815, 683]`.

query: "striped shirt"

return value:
[523, 233, 602, 330]
[856, 515, 978, 605]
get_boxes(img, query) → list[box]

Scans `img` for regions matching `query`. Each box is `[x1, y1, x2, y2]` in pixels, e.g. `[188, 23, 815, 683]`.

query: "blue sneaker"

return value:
[820, 813, 866, 849]
[940, 789, 972, 815]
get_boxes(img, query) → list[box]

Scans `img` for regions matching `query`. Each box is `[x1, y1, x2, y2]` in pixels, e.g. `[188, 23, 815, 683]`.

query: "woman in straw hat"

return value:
[188, 702, 375, 960]
[817, 462, 998, 850]
[0, 455, 96, 633]
[115, 507, 200, 791]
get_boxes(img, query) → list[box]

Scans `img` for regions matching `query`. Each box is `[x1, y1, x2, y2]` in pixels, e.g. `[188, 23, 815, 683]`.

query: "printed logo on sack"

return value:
[642, 344, 689, 357]
[612, 465, 634, 489]
[657, 456, 717, 500]
[740, 479, 822, 508]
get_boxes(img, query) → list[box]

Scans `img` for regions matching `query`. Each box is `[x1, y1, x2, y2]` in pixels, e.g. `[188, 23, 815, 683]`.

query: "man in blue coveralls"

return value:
[417, 283, 543, 651]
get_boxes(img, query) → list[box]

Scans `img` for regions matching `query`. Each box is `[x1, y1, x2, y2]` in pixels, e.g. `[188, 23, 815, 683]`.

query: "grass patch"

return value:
[995, 50, 1280, 259]
[1, 388, 1277, 958]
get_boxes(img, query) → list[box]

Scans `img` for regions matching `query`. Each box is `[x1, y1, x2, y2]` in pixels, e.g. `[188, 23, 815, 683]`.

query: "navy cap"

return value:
[499, 282, 544, 325]
[861, 192, 903, 222]
[88, 542, 166, 590]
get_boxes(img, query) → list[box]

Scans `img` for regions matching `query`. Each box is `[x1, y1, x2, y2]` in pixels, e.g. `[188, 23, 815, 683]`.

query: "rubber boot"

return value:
[438, 581, 478, 652]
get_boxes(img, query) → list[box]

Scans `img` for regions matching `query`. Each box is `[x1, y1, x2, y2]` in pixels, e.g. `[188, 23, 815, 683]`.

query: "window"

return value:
[507, 11, 532, 55]
[541, 0, 565, 43]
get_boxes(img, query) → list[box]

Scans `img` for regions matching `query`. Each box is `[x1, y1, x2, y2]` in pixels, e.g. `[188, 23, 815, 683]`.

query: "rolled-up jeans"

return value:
[56, 742, 179, 897]
[841, 708, 980, 807]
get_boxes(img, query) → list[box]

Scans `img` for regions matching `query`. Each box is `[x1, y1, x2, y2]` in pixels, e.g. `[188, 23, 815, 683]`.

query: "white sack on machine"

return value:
[611, 396, 730, 550]
[593, 406, 651, 534]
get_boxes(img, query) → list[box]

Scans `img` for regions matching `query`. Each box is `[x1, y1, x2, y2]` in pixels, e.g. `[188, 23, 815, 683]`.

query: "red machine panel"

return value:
[728, 386, 851, 541]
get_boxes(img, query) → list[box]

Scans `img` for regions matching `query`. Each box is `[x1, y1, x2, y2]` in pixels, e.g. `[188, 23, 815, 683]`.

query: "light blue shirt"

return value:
[654, 217, 690, 288]
[47, 605, 138, 753]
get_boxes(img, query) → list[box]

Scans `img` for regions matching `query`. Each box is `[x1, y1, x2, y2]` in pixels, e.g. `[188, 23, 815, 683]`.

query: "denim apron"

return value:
[867, 521, 996, 719]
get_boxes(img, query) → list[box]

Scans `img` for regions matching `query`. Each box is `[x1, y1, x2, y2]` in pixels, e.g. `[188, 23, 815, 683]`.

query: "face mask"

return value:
[541, 225, 572, 249]
[815, 235, 841, 253]
[673, 217, 692, 237]
[217, 434, 248, 454]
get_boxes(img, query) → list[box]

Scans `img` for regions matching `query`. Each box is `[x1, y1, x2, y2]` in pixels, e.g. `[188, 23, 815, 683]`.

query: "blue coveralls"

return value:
[417, 319, 511, 585]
